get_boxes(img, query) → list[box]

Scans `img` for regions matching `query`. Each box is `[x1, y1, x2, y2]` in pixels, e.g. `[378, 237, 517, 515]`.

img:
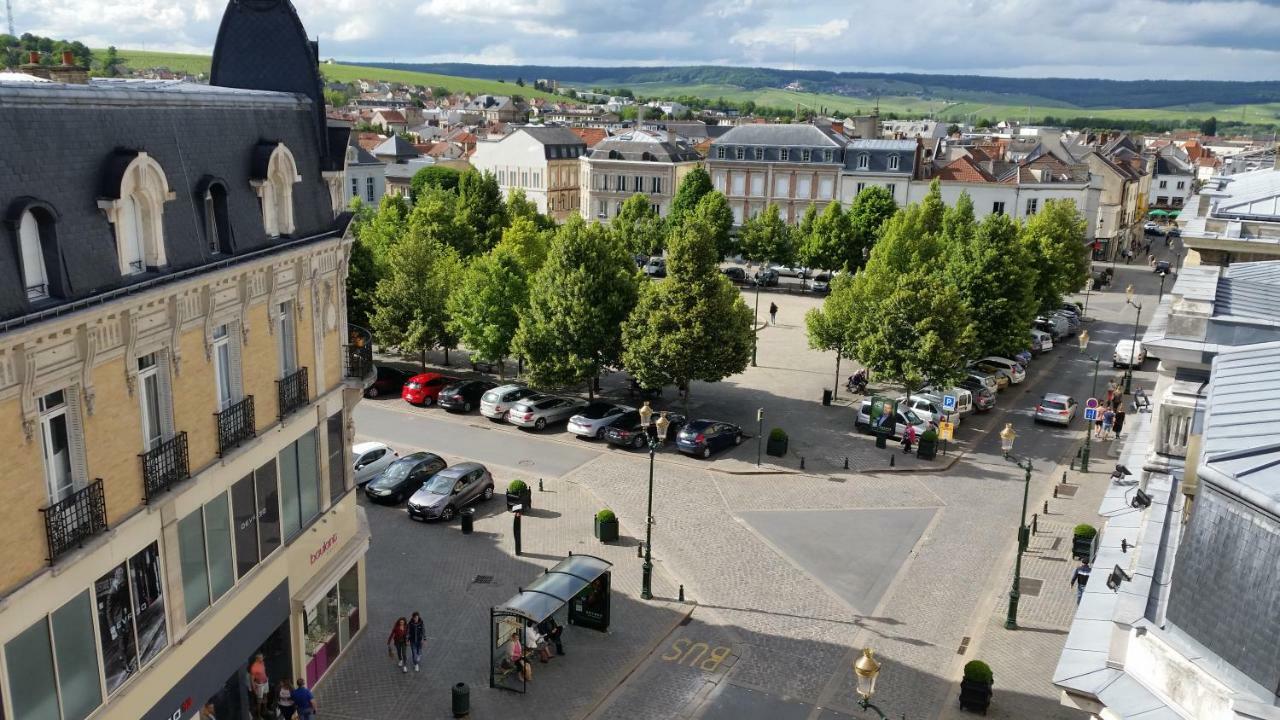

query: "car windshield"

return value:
[1044, 400, 1068, 410]
[903, 410, 923, 424]
[382, 459, 415, 480]
[579, 403, 615, 419]
[482, 391, 500, 402]
[423, 472, 456, 495]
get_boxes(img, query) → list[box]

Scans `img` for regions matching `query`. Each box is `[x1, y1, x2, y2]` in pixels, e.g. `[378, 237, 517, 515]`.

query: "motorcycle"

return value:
[846, 374, 868, 395]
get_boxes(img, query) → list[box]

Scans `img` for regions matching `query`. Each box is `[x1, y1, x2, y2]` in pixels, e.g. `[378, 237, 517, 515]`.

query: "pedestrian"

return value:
[769, 301, 778, 326]
[1148, 254, 1155, 268]
[1113, 405, 1127, 438]
[525, 622, 552, 663]
[1094, 412, 1104, 438]
[388, 616, 409, 672]
[537, 616, 565, 656]
[513, 509, 523, 556]
[276, 679, 296, 720]
[1124, 248, 1132, 264]
[248, 653, 269, 719]
[407, 611, 426, 672]
[901, 423, 917, 454]
[1070, 559, 1092, 604]
[199, 703, 217, 720]
[290, 679, 317, 720]
[507, 631, 532, 682]
[1102, 407, 1115, 439]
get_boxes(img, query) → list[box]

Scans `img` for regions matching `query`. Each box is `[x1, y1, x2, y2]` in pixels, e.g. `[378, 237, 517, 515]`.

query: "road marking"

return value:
[660, 637, 733, 672]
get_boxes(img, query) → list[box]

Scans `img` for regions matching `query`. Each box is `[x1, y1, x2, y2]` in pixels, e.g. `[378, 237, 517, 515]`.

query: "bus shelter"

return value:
[490, 553, 613, 692]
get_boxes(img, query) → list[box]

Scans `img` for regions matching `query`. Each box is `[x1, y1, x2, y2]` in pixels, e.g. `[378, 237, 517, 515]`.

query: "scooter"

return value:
[846, 374, 868, 395]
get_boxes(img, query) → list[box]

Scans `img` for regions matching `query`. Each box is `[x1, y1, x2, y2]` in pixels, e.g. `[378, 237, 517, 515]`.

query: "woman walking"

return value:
[276, 679, 296, 720]
[388, 617, 409, 673]
[407, 612, 426, 672]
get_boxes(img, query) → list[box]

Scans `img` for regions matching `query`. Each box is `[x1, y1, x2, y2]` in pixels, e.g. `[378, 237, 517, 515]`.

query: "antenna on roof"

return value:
[5, 0, 14, 36]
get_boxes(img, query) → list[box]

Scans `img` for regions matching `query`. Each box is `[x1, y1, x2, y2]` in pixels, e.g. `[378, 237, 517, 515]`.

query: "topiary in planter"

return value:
[963, 661, 993, 684]
[766, 428, 788, 457]
[594, 508, 619, 542]
[506, 479, 532, 511]
[1073, 524, 1097, 540]
[959, 660, 993, 713]
[1072, 523, 1097, 562]
[917, 428, 939, 460]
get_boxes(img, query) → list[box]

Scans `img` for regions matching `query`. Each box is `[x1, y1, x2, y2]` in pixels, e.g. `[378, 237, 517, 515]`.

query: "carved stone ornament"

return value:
[239, 272, 253, 345]
[123, 310, 139, 396]
[167, 295, 183, 376]
[202, 286, 216, 361]
[20, 346, 36, 442]
[79, 324, 98, 415]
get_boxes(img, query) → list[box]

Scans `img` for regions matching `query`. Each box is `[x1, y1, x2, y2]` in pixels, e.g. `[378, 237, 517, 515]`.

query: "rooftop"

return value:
[1200, 341, 1280, 497]
[712, 123, 846, 148]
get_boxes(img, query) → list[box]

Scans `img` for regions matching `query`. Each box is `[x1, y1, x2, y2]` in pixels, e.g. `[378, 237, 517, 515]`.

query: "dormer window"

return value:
[801, 149, 811, 162]
[99, 152, 172, 276]
[858, 153, 870, 170]
[254, 143, 301, 238]
[18, 210, 48, 300]
[735, 147, 746, 160]
[888, 154, 900, 171]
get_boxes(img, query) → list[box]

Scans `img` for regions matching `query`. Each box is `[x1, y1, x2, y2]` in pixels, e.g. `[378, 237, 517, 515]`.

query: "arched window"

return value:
[102, 153, 171, 276]
[18, 210, 49, 300]
[888, 154, 901, 171]
[258, 143, 300, 237]
[198, 178, 232, 256]
[857, 153, 870, 170]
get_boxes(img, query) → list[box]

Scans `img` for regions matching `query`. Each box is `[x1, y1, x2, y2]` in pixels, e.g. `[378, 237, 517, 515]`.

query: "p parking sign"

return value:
[942, 394, 957, 412]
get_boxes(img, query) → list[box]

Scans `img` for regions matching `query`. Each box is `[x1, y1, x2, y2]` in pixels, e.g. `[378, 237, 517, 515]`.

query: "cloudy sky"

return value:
[15, 0, 1280, 81]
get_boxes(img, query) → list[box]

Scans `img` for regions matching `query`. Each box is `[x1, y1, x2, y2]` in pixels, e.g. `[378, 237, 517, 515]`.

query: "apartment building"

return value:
[580, 128, 702, 220]
[471, 126, 587, 221]
[0, 3, 371, 719]
[839, 138, 918, 205]
[706, 124, 846, 224]
[1149, 147, 1195, 210]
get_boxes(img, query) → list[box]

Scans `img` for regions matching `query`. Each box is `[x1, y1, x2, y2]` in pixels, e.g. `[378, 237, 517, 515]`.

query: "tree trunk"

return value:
[518, 356, 524, 376]
[421, 348, 427, 371]
[443, 346, 450, 366]
[833, 351, 841, 402]
[682, 381, 690, 417]
[499, 357, 506, 381]
[587, 377, 595, 401]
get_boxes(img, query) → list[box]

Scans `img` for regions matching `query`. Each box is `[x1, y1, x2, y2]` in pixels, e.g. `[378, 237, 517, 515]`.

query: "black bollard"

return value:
[1062, 471, 1068, 485]
[637, 544, 642, 558]
[843, 456, 849, 469]
[1043, 500, 1049, 515]
[538, 478, 544, 492]
[890, 454, 895, 468]
[1053, 486, 1059, 498]
[513, 511, 522, 556]
[678, 585, 685, 602]
[800, 456, 805, 470]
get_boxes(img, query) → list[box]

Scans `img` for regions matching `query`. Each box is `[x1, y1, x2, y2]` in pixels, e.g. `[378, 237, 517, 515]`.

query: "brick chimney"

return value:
[46, 51, 91, 84]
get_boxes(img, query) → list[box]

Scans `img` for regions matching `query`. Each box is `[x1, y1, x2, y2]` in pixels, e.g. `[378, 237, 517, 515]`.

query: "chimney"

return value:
[19, 51, 55, 81]
[667, 127, 677, 145]
[44, 51, 90, 85]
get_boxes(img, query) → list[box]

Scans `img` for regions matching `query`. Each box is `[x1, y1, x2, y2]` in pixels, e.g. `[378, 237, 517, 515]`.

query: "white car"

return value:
[353, 441, 398, 486]
[480, 384, 537, 421]
[567, 402, 633, 438]
[977, 356, 1027, 384]
[1113, 340, 1146, 368]
[921, 385, 974, 416]
[855, 400, 930, 439]
[910, 393, 962, 428]
[771, 264, 810, 278]
[1034, 393, 1078, 426]
[1030, 329, 1053, 353]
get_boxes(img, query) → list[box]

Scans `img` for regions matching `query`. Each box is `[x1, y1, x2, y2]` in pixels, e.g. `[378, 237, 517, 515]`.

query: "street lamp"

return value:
[1157, 270, 1169, 301]
[853, 648, 900, 719]
[1077, 331, 1101, 473]
[751, 266, 763, 367]
[637, 402, 669, 601]
[1081, 276, 1094, 322]
[999, 423, 1033, 630]
[1123, 285, 1143, 395]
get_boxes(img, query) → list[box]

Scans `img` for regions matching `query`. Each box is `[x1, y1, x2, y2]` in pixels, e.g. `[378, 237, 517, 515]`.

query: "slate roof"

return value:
[713, 123, 846, 148]
[515, 126, 587, 159]
[1201, 341, 1280, 497]
[372, 134, 421, 160]
[842, 139, 916, 175]
[587, 137, 701, 163]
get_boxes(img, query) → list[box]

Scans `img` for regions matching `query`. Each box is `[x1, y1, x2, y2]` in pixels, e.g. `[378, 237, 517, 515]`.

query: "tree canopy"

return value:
[446, 245, 528, 376]
[738, 204, 793, 264]
[410, 165, 462, 199]
[667, 167, 713, 229]
[1019, 199, 1089, 315]
[943, 211, 1038, 357]
[611, 193, 665, 257]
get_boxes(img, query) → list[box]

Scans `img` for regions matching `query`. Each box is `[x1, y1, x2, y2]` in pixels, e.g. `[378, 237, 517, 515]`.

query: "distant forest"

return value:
[362, 62, 1280, 110]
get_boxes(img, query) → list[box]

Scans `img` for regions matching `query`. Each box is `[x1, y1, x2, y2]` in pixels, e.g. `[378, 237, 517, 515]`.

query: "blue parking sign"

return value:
[1084, 407, 1098, 421]
[943, 394, 957, 411]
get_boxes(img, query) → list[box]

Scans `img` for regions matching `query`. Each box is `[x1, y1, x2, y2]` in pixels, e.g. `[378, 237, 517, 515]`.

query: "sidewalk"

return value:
[935, 446, 1118, 720]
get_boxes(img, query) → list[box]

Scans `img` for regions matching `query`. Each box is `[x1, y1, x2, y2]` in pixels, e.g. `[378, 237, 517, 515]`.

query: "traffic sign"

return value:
[1084, 408, 1098, 421]
[938, 421, 955, 440]
[1085, 397, 1099, 409]
[942, 394, 957, 412]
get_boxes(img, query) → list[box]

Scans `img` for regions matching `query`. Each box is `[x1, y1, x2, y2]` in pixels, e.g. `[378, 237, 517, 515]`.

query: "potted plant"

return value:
[1072, 523, 1097, 561]
[506, 479, 532, 511]
[917, 428, 939, 460]
[594, 509, 619, 543]
[958, 660, 993, 713]
[766, 428, 788, 457]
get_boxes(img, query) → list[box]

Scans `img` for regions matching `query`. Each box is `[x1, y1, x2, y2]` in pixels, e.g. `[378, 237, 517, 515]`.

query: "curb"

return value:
[578, 599, 699, 720]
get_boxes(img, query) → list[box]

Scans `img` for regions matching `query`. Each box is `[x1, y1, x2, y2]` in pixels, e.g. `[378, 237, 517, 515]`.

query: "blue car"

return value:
[676, 419, 743, 458]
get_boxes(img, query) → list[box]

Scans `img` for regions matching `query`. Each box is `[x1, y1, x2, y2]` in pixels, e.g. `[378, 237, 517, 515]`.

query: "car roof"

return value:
[408, 372, 453, 382]
[981, 356, 1017, 365]
[433, 462, 484, 477]
[487, 383, 527, 393]
[1042, 393, 1073, 402]
[353, 441, 389, 454]
[684, 419, 722, 429]
[396, 451, 441, 464]
[513, 393, 551, 405]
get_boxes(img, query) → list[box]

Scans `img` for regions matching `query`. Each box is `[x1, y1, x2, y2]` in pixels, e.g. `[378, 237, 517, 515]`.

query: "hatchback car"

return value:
[721, 266, 748, 283]
[977, 357, 1026, 384]
[772, 265, 809, 279]
[508, 395, 587, 430]
[602, 411, 687, 449]
[957, 378, 998, 411]
[968, 364, 1010, 391]
[353, 441, 399, 486]
[402, 372, 458, 406]
[366, 365, 413, 398]
[855, 401, 930, 439]
[753, 268, 779, 287]
[568, 402, 633, 438]
[1034, 393, 1078, 426]
[1113, 340, 1147, 368]
[407, 462, 495, 522]
[644, 257, 667, 278]
[676, 420, 744, 458]
[1153, 260, 1171, 274]
[364, 452, 447, 505]
[907, 394, 961, 429]
[480, 384, 538, 421]
[438, 379, 498, 412]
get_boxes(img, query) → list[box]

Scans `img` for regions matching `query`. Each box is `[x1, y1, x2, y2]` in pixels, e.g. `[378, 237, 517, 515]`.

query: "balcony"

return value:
[344, 324, 374, 385]
[140, 431, 190, 502]
[277, 366, 310, 420]
[216, 395, 256, 456]
[40, 479, 108, 564]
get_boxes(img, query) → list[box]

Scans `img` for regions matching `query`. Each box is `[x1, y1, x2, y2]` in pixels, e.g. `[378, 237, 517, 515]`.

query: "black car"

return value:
[676, 419, 744, 458]
[1153, 260, 1171, 274]
[754, 268, 779, 287]
[438, 379, 498, 412]
[364, 452, 447, 505]
[366, 365, 413, 398]
[602, 411, 687, 449]
[721, 267, 748, 283]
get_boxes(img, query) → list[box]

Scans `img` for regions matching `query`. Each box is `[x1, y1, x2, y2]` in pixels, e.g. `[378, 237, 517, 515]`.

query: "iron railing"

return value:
[277, 367, 310, 420]
[40, 479, 108, 564]
[216, 395, 256, 456]
[141, 431, 190, 502]
[344, 344, 373, 381]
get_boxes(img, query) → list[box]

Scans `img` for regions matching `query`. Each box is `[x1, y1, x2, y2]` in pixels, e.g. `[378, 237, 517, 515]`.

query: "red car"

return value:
[402, 372, 457, 406]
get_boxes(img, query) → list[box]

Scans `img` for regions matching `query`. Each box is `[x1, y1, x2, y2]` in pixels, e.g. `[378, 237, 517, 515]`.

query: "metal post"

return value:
[856, 698, 891, 720]
[756, 408, 763, 468]
[641, 442, 655, 601]
[1006, 459, 1032, 630]
[1082, 354, 1099, 473]
[1123, 301, 1141, 395]
[752, 279, 761, 367]
[1157, 271, 1168, 301]
[1082, 278, 1092, 321]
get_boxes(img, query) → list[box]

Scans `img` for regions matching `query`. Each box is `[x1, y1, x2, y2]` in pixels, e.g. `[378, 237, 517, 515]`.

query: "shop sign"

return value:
[310, 533, 339, 565]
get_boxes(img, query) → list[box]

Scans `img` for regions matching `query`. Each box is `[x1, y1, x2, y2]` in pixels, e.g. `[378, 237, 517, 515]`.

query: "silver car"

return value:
[1034, 393, 1078, 426]
[567, 402, 632, 438]
[507, 395, 587, 430]
[480, 384, 537, 421]
[406, 462, 495, 522]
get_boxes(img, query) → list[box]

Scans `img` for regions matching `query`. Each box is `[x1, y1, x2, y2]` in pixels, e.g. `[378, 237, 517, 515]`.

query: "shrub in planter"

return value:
[917, 428, 939, 460]
[766, 428, 788, 457]
[959, 660, 993, 713]
[1072, 523, 1097, 561]
[506, 479, 532, 511]
[1073, 524, 1097, 540]
[594, 508, 619, 543]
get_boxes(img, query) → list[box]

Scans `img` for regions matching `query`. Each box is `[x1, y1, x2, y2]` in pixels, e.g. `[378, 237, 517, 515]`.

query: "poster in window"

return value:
[255, 459, 282, 557]
[232, 473, 260, 578]
[95, 562, 137, 694]
[130, 542, 168, 670]
[568, 572, 611, 632]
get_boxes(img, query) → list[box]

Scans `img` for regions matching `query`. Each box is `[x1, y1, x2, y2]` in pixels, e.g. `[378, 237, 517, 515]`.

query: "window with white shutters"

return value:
[796, 175, 812, 198]
[731, 173, 746, 196]
[818, 176, 834, 200]
[750, 174, 765, 197]
[774, 174, 790, 197]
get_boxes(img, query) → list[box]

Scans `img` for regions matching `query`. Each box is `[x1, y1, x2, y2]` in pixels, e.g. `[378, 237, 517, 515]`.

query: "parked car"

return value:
[1030, 329, 1054, 353]
[480, 384, 537, 421]
[904, 394, 960, 429]
[721, 266, 749, 283]
[402, 372, 458, 406]
[632, 253, 648, 268]
[957, 378, 998, 412]
[1014, 349, 1033, 367]
[366, 365, 413, 398]
[1035, 315, 1068, 341]
[855, 400, 930, 439]
[772, 264, 809, 279]
[438, 379, 498, 412]
[1153, 260, 1171, 274]
[643, 257, 667, 278]
[964, 370, 1000, 394]
[508, 395, 587, 430]
[406, 462, 495, 522]
[1144, 221, 1162, 235]
[1034, 393, 1078, 426]
[921, 385, 975, 415]
[1053, 311, 1081, 334]
[977, 356, 1027, 384]
[568, 402, 633, 438]
[353, 441, 398, 486]
[968, 363, 1011, 390]
[1060, 301, 1084, 317]
[753, 268, 779, 287]
[603, 411, 687, 449]
[364, 452, 447, 505]
[676, 419, 744, 458]
[1113, 340, 1147, 368]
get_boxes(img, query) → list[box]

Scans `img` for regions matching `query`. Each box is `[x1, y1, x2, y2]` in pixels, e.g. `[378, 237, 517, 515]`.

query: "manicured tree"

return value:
[504, 188, 544, 227]
[691, 191, 735, 259]
[805, 272, 858, 398]
[622, 214, 753, 413]
[940, 192, 978, 249]
[738, 203, 793, 266]
[1020, 199, 1089, 315]
[356, 193, 411, 274]
[512, 217, 640, 398]
[456, 169, 506, 254]
[798, 201, 851, 273]
[612, 193, 665, 257]
[369, 230, 462, 369]
[943, 211, 1038, 357]
[410, 165, 462, 199]
[793, 203, 818, 257]
[497, 216, 551, 275]
[447, 245, 528, 379]
[666, 166, 713, 229]
[846, 184, 898, 269]
[919, 178, 946, 237]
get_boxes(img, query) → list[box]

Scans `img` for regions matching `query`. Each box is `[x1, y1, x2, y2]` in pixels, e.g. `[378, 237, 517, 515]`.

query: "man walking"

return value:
[1070, 560, 1092, 604]
[769, 302, 778, 326]
[291, 679, 318, 720]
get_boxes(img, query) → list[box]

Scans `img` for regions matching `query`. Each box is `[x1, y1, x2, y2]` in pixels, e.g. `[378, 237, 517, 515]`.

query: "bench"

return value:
[471, 360, 499, 374]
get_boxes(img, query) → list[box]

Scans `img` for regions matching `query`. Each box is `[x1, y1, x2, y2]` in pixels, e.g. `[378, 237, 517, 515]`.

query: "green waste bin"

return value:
[452, 682, 470, 717]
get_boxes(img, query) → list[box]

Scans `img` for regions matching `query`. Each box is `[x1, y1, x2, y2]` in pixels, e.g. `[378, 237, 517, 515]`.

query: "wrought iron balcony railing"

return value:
[40, 479, 108, 564]
[216, 395, 256, 456]
[141, 431, 190, 502]
[277, 367, 310, 420]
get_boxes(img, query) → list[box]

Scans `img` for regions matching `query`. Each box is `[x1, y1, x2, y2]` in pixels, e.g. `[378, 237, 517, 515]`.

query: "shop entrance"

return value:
[198, 618, 291, 720]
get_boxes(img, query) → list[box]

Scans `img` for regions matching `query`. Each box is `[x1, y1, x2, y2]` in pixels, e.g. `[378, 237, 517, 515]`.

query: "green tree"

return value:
[946, 123, 961, 136]
[1200, 116, 1218, 137]
[355, 193, 411, 277]
[323, 88, 350, 108]
[497, 216, 551, 274]
[447, 245, 528, 377]
[690, 191, 735, 259]
[456, 170, 506, 254]
[410, 165, 462, 199]
[667, 167, 714, 229]
[805, 273, 859, 396]
[622, 214, 753, 412]
[611, 194, 665, 257]
[847, 185, 899, 268]
[1020, 199, 1089, 315]
[943, 212, 1037, 356]
[369, 230, 462, 368]
[919, 179, 946, 237]
[512, 217, 640, 397]
[798, 201, 852, 272]
[345, 200, 379, 328]
[940, 192, 977, 249]
[738, 204, 793, 265]
[407, 186, 474, 257]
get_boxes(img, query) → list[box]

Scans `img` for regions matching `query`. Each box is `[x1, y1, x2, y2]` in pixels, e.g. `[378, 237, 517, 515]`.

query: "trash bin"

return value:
[822, 389, 833, 406]
[452, 682, 470, 717]
[875, 434, 887, 449]
[460, 508, 475, 534]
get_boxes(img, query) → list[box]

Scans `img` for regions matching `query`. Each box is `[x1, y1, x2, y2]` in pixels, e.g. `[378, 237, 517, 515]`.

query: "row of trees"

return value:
[806, 181, 1089, 401]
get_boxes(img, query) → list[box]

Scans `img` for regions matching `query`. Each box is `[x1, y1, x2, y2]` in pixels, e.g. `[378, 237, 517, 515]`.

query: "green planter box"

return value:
[958, 679, 993, 713]
[506, 488, 532, 511]
[917, 438, 938, 460]
[766, 437, 788, 457]
[594, 516, 619, 543]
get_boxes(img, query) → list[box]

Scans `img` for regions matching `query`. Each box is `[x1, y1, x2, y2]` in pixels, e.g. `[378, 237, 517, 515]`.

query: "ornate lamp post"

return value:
[853, 648, 902, 719]
[999, 423, 1033, 630]
[1123, 285, 1143, 395]
[1077, 330, 1101, 472]
[637, 402, 669, 601]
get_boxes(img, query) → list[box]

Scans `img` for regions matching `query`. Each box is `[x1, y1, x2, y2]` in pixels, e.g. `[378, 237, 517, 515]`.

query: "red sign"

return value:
[310, 533, 338, 565]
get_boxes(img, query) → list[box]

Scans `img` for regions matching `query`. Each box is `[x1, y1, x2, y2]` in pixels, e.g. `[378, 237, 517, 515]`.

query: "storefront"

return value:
[290, 518, 369, 688]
